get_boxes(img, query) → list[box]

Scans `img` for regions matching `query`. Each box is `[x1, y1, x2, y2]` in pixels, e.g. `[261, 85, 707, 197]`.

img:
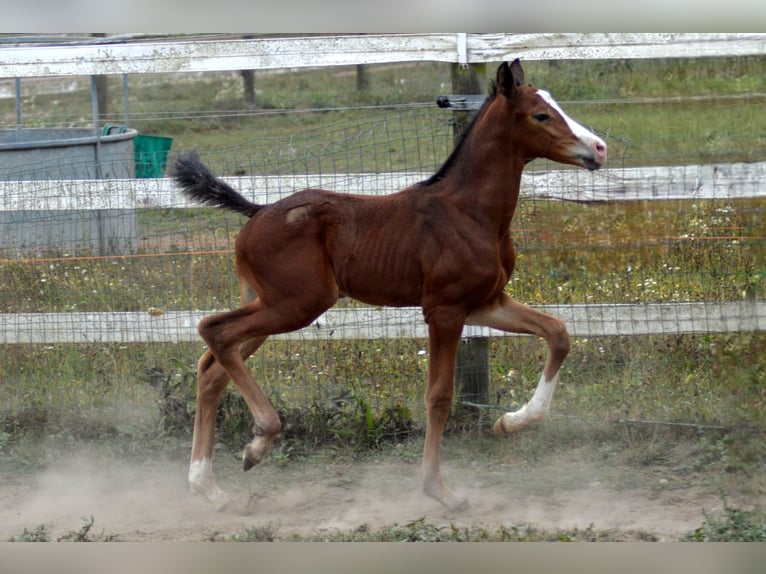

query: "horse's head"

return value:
[495, 59, 607, 170]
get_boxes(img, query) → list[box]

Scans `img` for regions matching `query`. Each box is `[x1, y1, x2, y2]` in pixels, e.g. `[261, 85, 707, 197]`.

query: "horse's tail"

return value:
[171, 151, 261, 217]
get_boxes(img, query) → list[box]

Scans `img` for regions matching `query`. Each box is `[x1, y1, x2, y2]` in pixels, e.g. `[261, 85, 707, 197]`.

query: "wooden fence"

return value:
[2, 161, 766, 212]
[2, 302, 764, 345]
[1, 33, 765, 346]
[2, 33, 766, 77]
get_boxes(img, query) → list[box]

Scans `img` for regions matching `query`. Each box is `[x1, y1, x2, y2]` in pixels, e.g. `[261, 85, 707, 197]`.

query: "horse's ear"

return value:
[509, 58, 525, 87]
[496, 59, 525, 97]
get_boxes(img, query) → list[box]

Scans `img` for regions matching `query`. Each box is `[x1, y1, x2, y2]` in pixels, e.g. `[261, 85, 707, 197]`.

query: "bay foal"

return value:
[172, 59, 606, 511]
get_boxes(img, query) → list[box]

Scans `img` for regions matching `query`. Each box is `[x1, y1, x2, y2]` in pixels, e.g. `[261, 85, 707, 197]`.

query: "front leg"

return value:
[421, 308, 469, 511]
[465, 293, 570, 434]
[493, 372, 560, 433]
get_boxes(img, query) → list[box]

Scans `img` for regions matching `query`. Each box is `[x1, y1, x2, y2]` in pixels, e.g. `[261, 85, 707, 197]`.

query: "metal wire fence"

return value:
[1, 93, 764, 438]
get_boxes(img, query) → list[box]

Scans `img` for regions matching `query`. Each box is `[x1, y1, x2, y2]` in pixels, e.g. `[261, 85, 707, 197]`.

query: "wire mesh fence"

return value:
[1, 67, 764, 439]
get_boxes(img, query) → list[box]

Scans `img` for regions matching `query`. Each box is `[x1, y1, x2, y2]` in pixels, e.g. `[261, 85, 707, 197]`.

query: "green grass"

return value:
[4, 57, 766, 167]
[220, 500, 766, 540]
[7, 502, 761, 542]
[1, 198, 762, 312]
[263, 517, 655, 542]
[12, 505, 762, 541]
[2, 331, 763, 447]
[685, 504, 766, 542]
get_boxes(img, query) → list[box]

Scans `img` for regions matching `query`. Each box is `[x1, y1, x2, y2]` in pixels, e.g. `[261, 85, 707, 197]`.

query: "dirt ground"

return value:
[1, 432, 762, 542]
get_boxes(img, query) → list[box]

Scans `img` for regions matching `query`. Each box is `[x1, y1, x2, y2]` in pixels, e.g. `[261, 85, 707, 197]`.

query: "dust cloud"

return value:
[0, 442, 739, 542]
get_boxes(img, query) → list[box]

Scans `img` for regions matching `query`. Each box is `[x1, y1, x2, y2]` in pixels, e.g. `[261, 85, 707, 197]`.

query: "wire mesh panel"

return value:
[0, 59, 764, 440]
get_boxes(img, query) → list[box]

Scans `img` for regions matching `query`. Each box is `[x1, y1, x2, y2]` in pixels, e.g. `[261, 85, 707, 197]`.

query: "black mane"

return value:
[417, 85, 495, 187]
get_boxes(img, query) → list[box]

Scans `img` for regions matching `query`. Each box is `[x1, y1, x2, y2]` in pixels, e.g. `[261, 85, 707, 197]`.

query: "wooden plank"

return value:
[0, 173, 428, 211]
[526, 161, 766, 202]
[1, 301, 763, 345]
[0, 34, 458, 78]
[1, 34, 765, 78]
[467, 33, 766, 62]
[464, 301, 766, 338]
[2, 161, 765, 211]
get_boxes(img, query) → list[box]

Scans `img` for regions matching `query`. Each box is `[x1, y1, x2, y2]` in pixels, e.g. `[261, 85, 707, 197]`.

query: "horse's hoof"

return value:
[214, 495, 237, 513]
[447, 496, 470, 513]
[242, 439, 269, 471]
[424, 481, 469, 513]
[188, 478, 233, 512]
[493, 414, 515, 434]
[493, 407, 541, 434]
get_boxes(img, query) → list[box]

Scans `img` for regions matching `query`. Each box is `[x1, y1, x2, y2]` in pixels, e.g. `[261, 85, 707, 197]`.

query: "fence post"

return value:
[241, 70, 256, 106]
[241, 35, 256, 106]
[356, 64, 370, 93]
[91, 34, 109, 120]
[450, 63, 490, 415]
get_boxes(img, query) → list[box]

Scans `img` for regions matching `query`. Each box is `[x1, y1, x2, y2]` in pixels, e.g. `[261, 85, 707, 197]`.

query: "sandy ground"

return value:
[2, 433, 761, 542]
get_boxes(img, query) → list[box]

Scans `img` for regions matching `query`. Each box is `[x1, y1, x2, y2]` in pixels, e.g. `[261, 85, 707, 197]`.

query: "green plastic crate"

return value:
[134, 134, 173, 178]
[101, 125, 173, 179]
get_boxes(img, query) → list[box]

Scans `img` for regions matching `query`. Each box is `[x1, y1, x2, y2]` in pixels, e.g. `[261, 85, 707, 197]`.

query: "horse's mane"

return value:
[417, 82, 496, 187]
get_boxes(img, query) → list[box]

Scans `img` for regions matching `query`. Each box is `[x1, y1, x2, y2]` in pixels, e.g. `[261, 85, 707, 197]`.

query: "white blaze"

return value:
[536, 89, 605, 150]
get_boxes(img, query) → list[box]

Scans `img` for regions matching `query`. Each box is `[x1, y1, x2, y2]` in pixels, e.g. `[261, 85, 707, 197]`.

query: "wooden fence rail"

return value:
[2, 160, 766, 212]
[2, 301, 764, 345]
[2, 33, 766, 78]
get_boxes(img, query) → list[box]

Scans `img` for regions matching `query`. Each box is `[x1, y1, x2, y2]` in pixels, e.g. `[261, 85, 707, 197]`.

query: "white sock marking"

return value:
[189, 458, 232, 510]
[495, 372, 559, 433]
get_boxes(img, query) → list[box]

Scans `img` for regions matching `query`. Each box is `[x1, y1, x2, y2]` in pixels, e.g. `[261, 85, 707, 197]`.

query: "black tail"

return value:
[171, 151, 261, 217]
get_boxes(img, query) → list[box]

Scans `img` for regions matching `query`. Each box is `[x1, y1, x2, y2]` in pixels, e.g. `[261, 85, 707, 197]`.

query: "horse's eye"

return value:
[533, 113, 551, 122]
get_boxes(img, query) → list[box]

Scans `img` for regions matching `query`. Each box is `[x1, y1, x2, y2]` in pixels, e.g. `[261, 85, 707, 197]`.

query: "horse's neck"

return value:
[450, 136, 525, 234]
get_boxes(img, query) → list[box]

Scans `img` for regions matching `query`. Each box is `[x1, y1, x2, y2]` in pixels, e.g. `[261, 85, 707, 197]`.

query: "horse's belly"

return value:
[335, 258, 422, 308]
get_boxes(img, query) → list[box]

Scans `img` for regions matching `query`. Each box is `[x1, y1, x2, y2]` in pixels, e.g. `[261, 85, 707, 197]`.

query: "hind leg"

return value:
[189, 337, 266, 510]
[192, 288, 336, 508]
[199, 302, 294, 467]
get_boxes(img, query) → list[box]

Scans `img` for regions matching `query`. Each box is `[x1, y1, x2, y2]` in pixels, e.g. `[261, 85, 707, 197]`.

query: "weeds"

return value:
[8, 516, 120, 542]
[227, 517, 660, 542]
[56, 515, 120, 542]
[15, 506, 763, 541]
[226, 524, 279, 542]
[9, 524, 51, 542]
[131, 357, 421, 456]
[274, 391, 418, 455]
[685, 503, 766, 542]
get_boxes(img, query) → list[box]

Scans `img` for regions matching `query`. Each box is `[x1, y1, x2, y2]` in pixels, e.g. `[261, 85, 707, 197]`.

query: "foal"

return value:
[172, 59, 606, 511]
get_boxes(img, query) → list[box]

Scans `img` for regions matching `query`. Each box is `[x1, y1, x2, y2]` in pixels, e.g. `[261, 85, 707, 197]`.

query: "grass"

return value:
[9, 504, 763, 541]
[1, 332, 763, 454]
[4, 57, 766, 167]
[219, 498, 766, 540]
[12, 510, 760, 541]
[234, 518, 656, 542]
[685, 504, 766, 542]
[1, 198, 763, 312]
